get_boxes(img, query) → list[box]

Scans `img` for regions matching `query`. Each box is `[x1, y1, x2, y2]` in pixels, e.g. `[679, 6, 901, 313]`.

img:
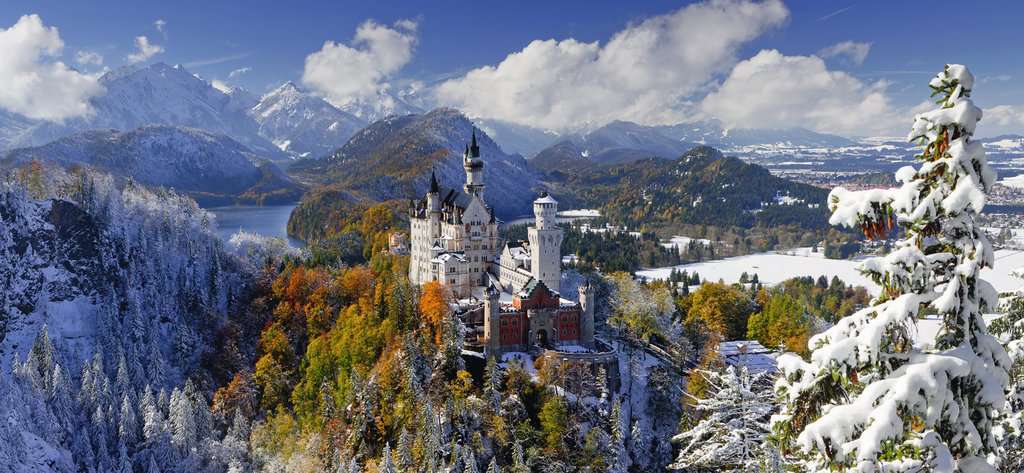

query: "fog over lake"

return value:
[207, 204, 304, 247]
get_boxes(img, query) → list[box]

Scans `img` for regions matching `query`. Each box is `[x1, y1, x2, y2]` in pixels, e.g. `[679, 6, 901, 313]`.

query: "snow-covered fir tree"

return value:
[380, 441, 396, 473]
[990, 294, 1024, 472]
[774, 64, 1011, 472]
[671, 366, 775, 472]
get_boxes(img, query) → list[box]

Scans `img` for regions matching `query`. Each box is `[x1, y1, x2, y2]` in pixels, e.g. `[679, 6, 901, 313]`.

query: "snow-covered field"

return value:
[557, 209, 601, 218]
[637, 247, 1024, 295]
[660, 236, 713, 252]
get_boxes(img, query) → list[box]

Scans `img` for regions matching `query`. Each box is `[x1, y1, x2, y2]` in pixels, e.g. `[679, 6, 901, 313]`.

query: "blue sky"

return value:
[2, 0, 1023, 136]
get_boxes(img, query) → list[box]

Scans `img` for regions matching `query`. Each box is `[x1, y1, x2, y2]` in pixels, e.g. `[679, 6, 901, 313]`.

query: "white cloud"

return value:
[75, 50, 104, 67]
[818, 40, 871, 66]
[0, 14, 103, 121]
[434, 0, 789, 131]
[210, 79, 233, 94]
[302, 19, 417, 106]
[126, 35, 164, 64]
[980, 74, 1012, 84]
[154, 19, 166, 36]
[228, 66, 251, 79]
[699, 49, 900, 136]
[183, 52, 250, 68]
[981, 105, 1024, 137]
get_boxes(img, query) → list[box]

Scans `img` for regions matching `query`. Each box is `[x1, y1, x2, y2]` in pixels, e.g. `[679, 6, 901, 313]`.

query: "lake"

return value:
[206, 204, 305, 247]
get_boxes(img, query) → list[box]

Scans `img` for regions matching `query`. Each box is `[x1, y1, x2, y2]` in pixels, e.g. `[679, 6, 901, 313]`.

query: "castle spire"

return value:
[469, 128, 480, 158]
[429, 168, 439, 193]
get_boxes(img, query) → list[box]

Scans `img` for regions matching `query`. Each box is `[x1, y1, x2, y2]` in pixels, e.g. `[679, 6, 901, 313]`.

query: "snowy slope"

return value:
[0, 170, 249, 471]
[2, 126, 294, 203]
[638, 247, 1024, 296]
[251, 82, 366, 159]
[637, 249, 878, 293]
[334, 87, 423, 124]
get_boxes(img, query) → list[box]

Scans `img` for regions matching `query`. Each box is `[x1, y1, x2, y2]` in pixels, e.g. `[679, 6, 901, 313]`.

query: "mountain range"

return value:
[0, 62, 402, 161]
[2, 126, 303, 206]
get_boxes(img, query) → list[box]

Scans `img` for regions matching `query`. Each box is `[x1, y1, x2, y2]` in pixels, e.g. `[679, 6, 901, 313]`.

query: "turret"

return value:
[464, 129, 485, 195]
[427, 170, 441, 239]
[483, 284, 502, 357]
[533, 191, 558, 229]
[427, 170, 441, 212]
[579, 280, 595, 348]
[528, 192, 563, 293]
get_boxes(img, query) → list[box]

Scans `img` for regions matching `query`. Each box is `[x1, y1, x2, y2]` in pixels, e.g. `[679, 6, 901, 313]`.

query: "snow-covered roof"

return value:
[534, 193, 558, 205]
[717, 340, 777, 373]
[432, 252, 467, 263]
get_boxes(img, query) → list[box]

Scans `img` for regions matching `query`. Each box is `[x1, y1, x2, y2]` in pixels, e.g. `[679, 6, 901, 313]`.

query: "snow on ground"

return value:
[637, 249, 878, 293]
[660, 236, 712, 251]
[987, 249, 1024, 293]
[999, 174, 1024, 189]
[500, 352, 538, 381]
[557, 209, 600, 218]
[637, 248, 1024, 296]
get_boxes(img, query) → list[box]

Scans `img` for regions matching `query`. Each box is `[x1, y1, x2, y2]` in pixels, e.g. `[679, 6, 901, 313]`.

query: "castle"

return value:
[408, 130, 595, 357]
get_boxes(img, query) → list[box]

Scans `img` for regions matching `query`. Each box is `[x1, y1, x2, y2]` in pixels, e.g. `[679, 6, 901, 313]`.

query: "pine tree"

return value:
[484, 356, 503, 410]
[607, 398, 628, 471]
[629, 420, 644, 464]
[463, 447, 479, 473]
[27, 324, 56, 391]
[670, 366, 774, 472]
[511, 441, 529, 473]
[380, 442, 396, 473]
[169, 387, 197, 451]
[991, 296, 1024, 472]
[420, 401, 441, 472]
[119, 394, 139, 446]
[396, 428, 413, 472]
[487, 457, 500, 473]
[774, 64, 1011, 472]
[141, 386, 166, 442]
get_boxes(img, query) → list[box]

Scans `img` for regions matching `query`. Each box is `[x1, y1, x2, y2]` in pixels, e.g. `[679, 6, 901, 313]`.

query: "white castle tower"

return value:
[463, 129, 484, 195]
[528, 192, 563, 292]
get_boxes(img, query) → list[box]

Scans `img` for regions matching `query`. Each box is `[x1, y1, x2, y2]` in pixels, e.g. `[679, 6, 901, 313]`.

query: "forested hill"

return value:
[286, 108, 543, 242]
[290, 108, 541, 218]
[547, 146, 830, 230]
[0, 166, 253, 471]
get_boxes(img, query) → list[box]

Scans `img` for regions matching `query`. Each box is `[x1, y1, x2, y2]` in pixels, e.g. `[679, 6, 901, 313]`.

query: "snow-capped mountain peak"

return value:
[249, 82, 367, 158]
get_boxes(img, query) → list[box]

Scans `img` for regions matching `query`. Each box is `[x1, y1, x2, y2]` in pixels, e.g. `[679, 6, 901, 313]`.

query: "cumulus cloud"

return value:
[127, 35, 163, 64]
[154, 19, 167, 36]
[0, 14, 103, 121]
[228, 66, 251, 79]
[699, 49, 900, 136]
[210, 79, 233, 94]
[302, 19, 417, 106]
[981, 105, 1024, 137]
[434, 0, 789, 131]
[818, 40, 871, 66]
[75, 50, 104, 67]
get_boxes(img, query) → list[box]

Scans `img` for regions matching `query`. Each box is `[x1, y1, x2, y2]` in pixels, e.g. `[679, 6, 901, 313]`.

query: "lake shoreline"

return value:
[205, 204, 305, 248]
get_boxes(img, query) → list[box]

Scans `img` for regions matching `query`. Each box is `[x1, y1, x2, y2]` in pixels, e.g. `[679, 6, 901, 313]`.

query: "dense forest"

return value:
[544, 146, 830, 232]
